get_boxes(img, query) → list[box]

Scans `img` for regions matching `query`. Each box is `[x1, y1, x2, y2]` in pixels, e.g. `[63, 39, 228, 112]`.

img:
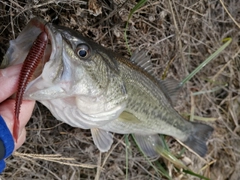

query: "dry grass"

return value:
[0, 0, 240, 179]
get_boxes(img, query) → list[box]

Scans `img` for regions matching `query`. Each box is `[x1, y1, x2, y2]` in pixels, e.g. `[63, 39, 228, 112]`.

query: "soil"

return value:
[0, 0, 240, 179]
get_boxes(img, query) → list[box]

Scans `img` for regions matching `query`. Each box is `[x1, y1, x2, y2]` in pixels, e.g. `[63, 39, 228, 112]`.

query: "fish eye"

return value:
[76, 44, 90, 58]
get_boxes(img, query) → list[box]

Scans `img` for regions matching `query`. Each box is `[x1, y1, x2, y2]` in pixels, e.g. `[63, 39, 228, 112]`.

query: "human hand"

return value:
[0, 64, 35, 172]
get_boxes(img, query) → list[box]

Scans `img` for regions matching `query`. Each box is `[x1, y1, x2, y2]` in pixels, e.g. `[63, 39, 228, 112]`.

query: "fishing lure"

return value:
[13, 31, 48, 142]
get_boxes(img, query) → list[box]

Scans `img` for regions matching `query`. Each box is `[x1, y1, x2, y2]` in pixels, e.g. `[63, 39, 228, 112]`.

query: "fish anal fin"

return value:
[91, 128, 113, 152]
[133, 134, 164, 158]
[181, 122, 213, 157]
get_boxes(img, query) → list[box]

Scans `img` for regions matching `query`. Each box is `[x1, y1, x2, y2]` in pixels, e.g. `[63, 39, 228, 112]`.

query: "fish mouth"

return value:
[25, 17, 57, 80]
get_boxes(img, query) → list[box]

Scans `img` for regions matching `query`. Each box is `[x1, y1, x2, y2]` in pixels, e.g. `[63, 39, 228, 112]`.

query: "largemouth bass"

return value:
[3, 17, 213, 157]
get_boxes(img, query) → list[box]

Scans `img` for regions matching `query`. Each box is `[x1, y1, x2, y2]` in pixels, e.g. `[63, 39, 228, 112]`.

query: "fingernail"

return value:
[0, 64, 22, 77]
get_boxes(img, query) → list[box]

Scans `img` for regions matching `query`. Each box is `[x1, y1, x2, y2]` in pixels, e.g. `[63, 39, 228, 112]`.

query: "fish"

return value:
[2, 17, 213, 157]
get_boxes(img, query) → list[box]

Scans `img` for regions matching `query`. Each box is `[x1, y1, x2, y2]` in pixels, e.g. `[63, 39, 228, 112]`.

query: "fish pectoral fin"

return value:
[119, 111, 141, 123]
[133, 134, 164, 158]
[91, 128, 113, 152]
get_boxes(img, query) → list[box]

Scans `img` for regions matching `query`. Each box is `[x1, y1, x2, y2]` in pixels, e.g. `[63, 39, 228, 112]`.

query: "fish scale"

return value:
[3, 17, 213, 157]
[102, 63, 192, 139]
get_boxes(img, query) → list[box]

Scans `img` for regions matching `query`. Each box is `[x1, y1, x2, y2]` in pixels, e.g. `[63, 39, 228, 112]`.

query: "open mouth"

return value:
[25, 18, 54, 80]
[12, 17, 56, 142]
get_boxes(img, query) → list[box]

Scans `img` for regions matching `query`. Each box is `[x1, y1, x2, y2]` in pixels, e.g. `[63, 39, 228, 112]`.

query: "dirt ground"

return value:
[0, 0, 240, 179]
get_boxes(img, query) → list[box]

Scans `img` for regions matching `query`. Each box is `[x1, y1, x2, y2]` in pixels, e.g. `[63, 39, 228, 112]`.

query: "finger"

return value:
[18, 100, 35, 131]
[0, 64, 22, 103]
[0, 99, 35, 134]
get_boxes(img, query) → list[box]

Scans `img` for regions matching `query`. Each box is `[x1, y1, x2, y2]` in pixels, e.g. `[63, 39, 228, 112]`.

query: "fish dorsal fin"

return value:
[159, 78, 182, 106]
[130, 49, 182, 105]
[91, 128, 113, 152]
[130, 50, 154, 75]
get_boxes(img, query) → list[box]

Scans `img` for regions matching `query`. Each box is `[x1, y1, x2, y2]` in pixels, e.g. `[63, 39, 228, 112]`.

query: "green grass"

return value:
[180, 38, 232, 87]
[124, 7, 232, 176]
[124, 0, 148, 55]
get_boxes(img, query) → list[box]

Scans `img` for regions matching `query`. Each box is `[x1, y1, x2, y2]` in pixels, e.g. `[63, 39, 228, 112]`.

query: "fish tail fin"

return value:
[182, 122, 213, 157]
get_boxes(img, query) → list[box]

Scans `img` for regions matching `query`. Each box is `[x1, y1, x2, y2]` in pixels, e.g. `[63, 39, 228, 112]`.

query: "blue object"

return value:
[0, 115, 14, 173]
